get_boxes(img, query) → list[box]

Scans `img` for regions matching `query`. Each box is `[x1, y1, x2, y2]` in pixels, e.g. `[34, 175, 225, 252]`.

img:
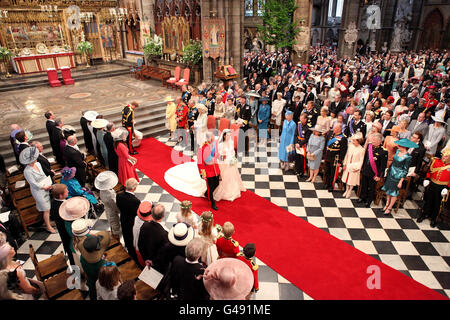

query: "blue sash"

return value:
[297, 122, 303, 139]
[205, 142, 216, 164]
[327, 134, 343, 147]
[349, 119, 354, 135]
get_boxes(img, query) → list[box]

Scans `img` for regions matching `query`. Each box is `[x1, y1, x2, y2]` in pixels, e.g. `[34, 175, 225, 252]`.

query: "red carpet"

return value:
[135, 137, 447, 300]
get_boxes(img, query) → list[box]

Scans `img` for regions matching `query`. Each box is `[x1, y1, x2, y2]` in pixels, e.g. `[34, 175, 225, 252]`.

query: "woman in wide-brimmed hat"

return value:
[306, 126, 326, 183]
[20, 147, 55, 233]
[424, 115, 446, 155]
[77, 230, 111, 300]
[165, 96, 177, 140]
[59, 196, 91, 257]
[95, 171, 121, 240]
[203, 258, 253, 300]
[113, 127, 139, 186]
[381, 139, 418, 215]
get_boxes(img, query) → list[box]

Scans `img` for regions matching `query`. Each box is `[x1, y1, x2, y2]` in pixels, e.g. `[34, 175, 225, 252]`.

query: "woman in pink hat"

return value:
[202, 258, 254, 300]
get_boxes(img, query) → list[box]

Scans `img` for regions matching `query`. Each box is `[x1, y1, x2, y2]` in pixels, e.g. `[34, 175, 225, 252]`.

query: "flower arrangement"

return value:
[0, 46, 12, 78]
[181, 40, 203, 65]
[143, 35, 162, 61]
[76, 41, 93, 67]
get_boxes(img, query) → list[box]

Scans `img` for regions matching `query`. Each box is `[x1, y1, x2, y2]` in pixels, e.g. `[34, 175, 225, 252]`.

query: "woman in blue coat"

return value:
[257, 97, 271, 145]
[61, 166, 98, 205]
[278, 110, 297, 171]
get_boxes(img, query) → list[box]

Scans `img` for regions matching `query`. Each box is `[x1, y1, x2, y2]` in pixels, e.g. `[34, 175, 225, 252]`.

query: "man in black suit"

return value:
[116, 178, 141, 264]
[169, 238, 209, 300]
[302, 85, 315, 105]
[103, 122, 118, 174]
[138, 203, 169, 265]
[64, 135, 87, 187]
[45, 110, 55, 142]
[330, 94, 345, 117]
[80, 111, 95, 155]
[407, 132, 427, 195]
[294, 113, 312, 177]
[51, 118, 64, 166]
[344, 110, 366, 138]
[292, 95, 303, 124]
[366, 90, 382, 108]
[380, 110, 395, 138]
[358, 133, 388, 207]
[32, 141, 55, 180]
[15, 130, 30, 155]
[50, 184, 75, 266]
[324, 123, 347, 192]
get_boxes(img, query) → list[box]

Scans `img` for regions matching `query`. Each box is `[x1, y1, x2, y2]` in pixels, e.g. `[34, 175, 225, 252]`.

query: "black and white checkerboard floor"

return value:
[15, 134, 450, 299]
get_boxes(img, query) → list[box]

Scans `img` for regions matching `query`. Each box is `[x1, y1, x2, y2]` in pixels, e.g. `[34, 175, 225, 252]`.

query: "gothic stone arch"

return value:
[420, 9, 444, 49]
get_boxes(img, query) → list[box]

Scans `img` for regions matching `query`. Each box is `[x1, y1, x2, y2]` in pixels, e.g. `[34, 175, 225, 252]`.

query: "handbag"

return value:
[307, 153, 316, 161]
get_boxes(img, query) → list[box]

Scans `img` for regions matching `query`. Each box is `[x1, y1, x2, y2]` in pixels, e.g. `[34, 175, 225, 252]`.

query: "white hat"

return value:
[431, 115, 446, 124]
[83, 110, 99, 122]
[111, 127, 129, 141]
[59, 196, 90, 221]
[94, 171, 119, 191]
[71, 219, 91, 237]
[91, 118, 108, 129]
[168, 223, 194, 247]
[19, 146, 39, 165]
[164, 96, 175, 102]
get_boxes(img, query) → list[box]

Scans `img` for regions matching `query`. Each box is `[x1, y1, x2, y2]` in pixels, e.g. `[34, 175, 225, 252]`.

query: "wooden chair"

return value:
[29, 244, 68, 281]
[175, 68, 190, 89]
[56, 289, 84, 300]
[15, 205, 42, 238]
[219, 118, 230, 134]
[207, 115, 216, 130]
[166, 66, 181, 89]
[130, 58, 144, 78]
[230, 123, 240, 151]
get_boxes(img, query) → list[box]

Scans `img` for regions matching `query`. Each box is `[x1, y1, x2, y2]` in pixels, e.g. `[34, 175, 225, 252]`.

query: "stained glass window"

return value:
[245, 0, 254, 17]
[257, 0, 265, 16]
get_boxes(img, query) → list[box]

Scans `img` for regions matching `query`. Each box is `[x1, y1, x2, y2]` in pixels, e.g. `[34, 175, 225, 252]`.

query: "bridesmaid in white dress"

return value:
[213, 129, 246, 202]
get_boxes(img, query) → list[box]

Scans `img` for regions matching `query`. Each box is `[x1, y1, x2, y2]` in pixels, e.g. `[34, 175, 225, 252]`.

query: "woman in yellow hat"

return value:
[165, 96, 177, 140]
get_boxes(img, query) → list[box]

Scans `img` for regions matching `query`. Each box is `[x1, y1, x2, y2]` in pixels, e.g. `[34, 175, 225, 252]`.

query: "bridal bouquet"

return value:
[226, 156, 238, 166]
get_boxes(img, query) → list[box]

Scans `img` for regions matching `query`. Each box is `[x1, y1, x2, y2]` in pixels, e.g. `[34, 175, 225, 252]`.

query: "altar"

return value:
[14, 52, 75, 74]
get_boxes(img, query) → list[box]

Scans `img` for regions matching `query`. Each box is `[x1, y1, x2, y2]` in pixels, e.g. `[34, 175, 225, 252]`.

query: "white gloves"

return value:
[423, 180, 430, 187]
[441, 189, 448, 197]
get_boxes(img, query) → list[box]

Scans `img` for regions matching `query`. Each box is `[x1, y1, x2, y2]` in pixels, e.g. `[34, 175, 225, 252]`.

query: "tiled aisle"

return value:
[16, 135, 450, 299]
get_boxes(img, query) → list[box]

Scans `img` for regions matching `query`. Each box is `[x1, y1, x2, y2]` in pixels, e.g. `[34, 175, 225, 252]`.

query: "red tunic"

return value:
[216, 235, 239, 258]
[197, 141, 220, 178]
[116, 142, 139, 186]
[427, 158, 450, 188]
[236, 253, 259, 291]
[176, 103, 188, 128]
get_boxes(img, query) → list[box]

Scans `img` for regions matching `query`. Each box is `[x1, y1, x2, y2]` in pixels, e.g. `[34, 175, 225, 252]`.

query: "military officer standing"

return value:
[235, 96, 252, 153]
[205, 91, 216, 116]
[302, 101, 319, 129]
[418, 147, 450, 227]
[122, 101, 139, 155]
[324, 122, 347, 192]
[236, 243, 259, 294]
[187, 101, 199, 152]
[294, 113, 312, 177]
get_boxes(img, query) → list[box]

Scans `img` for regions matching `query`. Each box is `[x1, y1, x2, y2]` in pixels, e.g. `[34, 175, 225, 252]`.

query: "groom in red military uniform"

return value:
[197, 132, 220, 211]
[418, 147, 450, 227]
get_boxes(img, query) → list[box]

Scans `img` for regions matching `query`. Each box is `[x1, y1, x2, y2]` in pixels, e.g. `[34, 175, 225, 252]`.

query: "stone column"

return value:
[292, 0, 313, 65]
[201, 0, 212, 82]
[337, 0, 361, 58]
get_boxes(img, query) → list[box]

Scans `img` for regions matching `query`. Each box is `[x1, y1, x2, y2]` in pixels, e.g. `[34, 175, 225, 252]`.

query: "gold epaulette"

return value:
[236, 252, 244, 257]
[217, 234, 223, 239]
[382, 147, 387, 151]
[231, 239, 239, 247]
[251, 260, 259, 271]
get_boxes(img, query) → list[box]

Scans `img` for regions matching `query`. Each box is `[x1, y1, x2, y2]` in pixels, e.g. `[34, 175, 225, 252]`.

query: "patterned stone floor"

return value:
[0, 75, 172, 135]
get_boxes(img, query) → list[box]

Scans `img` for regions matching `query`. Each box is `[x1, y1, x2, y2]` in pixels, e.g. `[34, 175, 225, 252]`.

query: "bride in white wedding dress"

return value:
[164, 129, 245, 201]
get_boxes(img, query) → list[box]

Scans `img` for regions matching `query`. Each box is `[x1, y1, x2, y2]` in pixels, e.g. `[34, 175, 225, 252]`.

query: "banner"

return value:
[202, 18, 225, 59]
